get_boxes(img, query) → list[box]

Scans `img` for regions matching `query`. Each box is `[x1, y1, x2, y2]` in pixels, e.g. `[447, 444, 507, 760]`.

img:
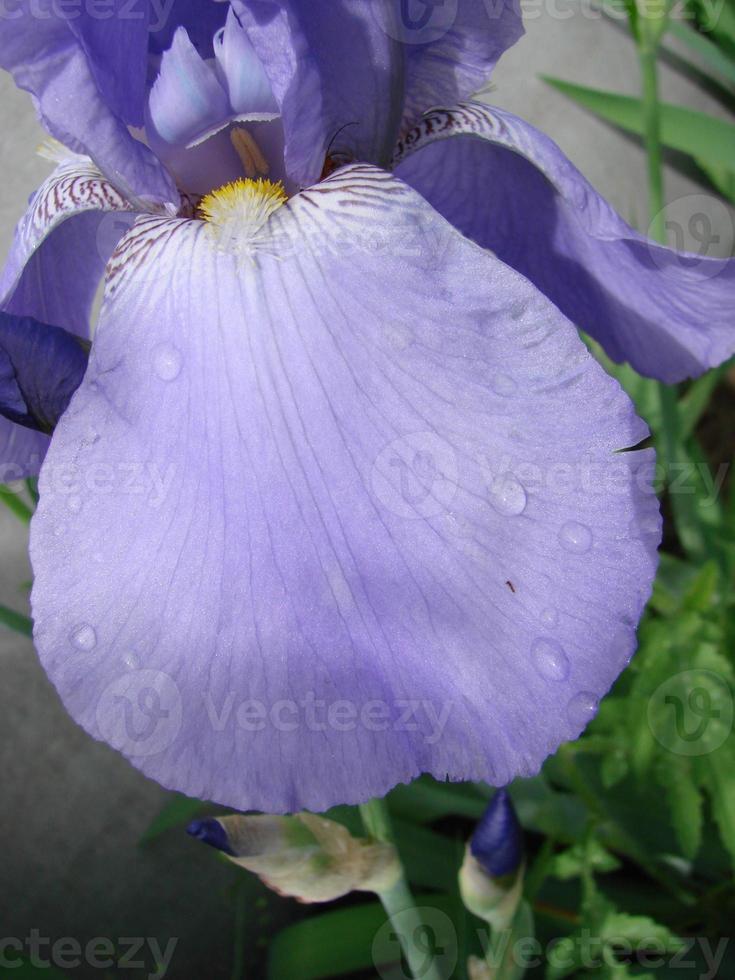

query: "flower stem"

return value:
[639, 41, 666, 244]
[360, 798, 443, 980]
[634, 6, 706, 557]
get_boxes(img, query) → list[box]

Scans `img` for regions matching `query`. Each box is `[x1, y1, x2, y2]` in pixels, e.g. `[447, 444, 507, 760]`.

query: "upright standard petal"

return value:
[395, 103, 735, 382]
[31, 166, 659, 813]
[232, 0, 405, 185]
[214, 7, 280, 120]
[386, 0, 524, 130]
[0, 3, 175, 205]
[147, 27, 232, 147]
[67, 3, 150, 127]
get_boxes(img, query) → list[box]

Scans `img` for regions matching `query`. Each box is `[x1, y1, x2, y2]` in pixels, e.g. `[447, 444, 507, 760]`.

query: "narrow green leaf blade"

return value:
[0, 603, 32, 637]
[542, 77, 735, 169]
[0, 484, 34, 524]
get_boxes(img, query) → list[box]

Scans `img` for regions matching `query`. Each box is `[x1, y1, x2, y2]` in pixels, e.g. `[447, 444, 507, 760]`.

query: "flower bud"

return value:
[188, 812, 401, 903]
[459, 789, 524, 930]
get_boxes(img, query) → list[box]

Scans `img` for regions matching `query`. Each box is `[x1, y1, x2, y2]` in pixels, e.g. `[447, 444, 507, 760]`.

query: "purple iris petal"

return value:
[0, 422, 48, 486]
[232, 0, 405, 185]
[0, 312, 89, 433]
[395, 103, 735, 383]
[396, 1, 524, 130]
[149, 0, 229, 57]
[214, 7, 280, 120]
[0, 159, 135, 478]
[470, 788, 523, 877]
[30, 165, 658, 814]
[0, 3, 175, 205]
[147, 27, 233, 147]
[0, 159, 136, 334]
[67, 4, 150, 127]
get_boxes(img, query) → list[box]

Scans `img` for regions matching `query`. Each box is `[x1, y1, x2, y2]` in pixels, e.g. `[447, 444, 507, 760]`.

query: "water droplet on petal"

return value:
[632, 514, 661, 538]
[532, 637, 570, 681]
[540, 607, 559, 628]
[67, 496, 83, 514]
[489, 474, 527, 517]
[559, 521, 592, 554]
[71, 624, 97, 652]
[491, 374, 517, 396]
[567, 691, 598, 728]
[153, 343, 183, 382]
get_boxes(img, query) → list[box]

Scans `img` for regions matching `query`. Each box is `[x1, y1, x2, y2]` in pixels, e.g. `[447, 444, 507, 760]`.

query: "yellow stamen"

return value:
[198, 178, 288, 255]
[230, 128, 270, 178]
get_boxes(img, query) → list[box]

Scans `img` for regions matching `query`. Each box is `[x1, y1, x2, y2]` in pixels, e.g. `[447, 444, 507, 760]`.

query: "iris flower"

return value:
[0, 0, 732, 813]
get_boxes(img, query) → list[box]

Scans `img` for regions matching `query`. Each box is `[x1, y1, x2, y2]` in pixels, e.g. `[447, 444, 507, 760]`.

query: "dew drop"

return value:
[540, 607, 559, 628]
[489, 474, 527, 517]
[153, 343, 183, 382]
[71, 623, 97, 652]
[491, 374, 517, 396]
[567, 691, 598, 728]
[532, 637, 570, 681]
[632, 514, 661, 538]
[67, 496, 83, 514]
[559, 521, 592, 554]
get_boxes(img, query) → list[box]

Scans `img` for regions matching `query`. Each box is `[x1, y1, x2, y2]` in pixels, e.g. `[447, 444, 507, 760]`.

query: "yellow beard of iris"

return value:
[198, 178, 288, 257]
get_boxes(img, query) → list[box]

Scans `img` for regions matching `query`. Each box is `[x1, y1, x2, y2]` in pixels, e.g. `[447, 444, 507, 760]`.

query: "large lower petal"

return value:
[0, 159, 136, 475]
[31, 165, 659, 813]
[395, 103, 735, 382]
[232, 0, 405, 186]
[0, 3, 175, 204]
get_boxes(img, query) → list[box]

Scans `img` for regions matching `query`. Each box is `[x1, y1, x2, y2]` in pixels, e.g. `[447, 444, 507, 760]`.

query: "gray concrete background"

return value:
[0, 8, 732, 978]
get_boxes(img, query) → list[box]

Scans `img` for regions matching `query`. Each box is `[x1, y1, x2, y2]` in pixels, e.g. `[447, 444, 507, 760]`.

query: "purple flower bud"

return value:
[187, 818, 235, 856]
[470, 789, 523, 878]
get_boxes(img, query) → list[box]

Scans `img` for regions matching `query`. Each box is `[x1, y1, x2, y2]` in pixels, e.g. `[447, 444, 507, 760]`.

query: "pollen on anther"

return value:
[197, 178, 288, 250]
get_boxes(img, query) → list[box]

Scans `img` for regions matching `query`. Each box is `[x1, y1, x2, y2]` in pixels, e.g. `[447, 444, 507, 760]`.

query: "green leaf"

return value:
[655, 755, 703, 859]
[542, 76, 735, 169]
[666, 20, 735, 86]
[138, 792, 211, 845]
[696, 158, 735, 204]
[600, 912, 683, 951]
[268, 895, 456, 980]
[702, 743, 735, 868]
[679, 362, 733, 439]
[0, 603, 32, 636]
[551, 840, 622, 880]
[0, 483, 34, 523]
[388, 775, 487, 823]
